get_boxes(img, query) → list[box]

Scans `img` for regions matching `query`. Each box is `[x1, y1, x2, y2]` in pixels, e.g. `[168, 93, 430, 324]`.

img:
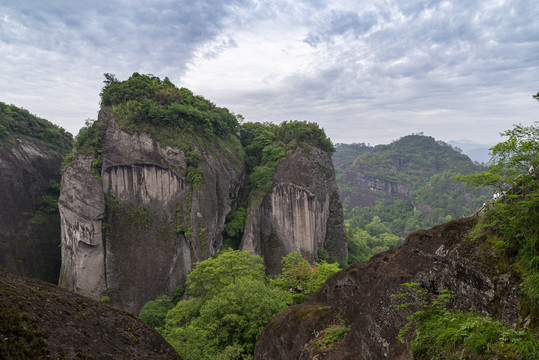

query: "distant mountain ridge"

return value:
[332, 135, 490, 263]
[447, 139, 493, 164]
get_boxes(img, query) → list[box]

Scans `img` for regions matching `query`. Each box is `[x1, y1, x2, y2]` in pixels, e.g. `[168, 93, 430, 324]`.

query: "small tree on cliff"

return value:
[271, 251, 341, 305]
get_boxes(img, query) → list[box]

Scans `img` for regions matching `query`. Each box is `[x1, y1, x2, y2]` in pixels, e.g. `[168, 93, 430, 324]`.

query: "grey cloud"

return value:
[305, 9, 378, 46]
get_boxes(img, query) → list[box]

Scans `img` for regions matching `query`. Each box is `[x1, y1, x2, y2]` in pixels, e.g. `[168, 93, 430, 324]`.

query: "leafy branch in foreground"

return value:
[453, 122, 538, 192]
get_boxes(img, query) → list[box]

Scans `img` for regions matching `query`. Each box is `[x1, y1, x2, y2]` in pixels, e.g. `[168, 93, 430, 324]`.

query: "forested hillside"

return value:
[334, 135, 490, 264]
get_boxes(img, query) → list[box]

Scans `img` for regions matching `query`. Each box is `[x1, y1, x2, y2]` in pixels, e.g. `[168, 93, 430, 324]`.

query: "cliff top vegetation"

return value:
[100, 72, 239, 140]
[0, 102, 72, 153]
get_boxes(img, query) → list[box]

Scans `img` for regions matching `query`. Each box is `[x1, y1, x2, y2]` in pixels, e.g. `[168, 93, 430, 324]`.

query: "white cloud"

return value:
[0, 0, 537, 145]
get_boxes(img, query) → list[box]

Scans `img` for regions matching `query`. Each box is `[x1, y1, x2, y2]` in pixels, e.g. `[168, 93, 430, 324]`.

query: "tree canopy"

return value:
[0, 102, 72, 153]
[454, 122, 539, 191]
[162, 250, 286, 360]
[100, 72, 239, 139]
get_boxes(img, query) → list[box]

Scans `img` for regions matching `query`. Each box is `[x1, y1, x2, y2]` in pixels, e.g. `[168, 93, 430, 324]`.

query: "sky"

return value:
[1, 0, 538, 146]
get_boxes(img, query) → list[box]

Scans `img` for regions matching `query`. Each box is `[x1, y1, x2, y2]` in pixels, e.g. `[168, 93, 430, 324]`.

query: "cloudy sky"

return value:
[1, 0, 538, 146]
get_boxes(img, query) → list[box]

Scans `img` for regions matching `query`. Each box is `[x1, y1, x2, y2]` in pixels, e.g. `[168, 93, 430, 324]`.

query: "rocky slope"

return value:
[255, 216, 536, 359]
[0, 266, 181, 360]
[59, 108, 244, 313]
[0, 103, 72, 283]
[242, 145, 347, 273]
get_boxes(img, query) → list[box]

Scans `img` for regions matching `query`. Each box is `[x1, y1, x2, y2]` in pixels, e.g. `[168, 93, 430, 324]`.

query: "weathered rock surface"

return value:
[0, 137, 64, 283]
[255, 217, 535, 359]
[343, 171, 411, 207]
[0, 266, 181, 360]
[59, 108, 245, 313]
[242, 146, 347, 274]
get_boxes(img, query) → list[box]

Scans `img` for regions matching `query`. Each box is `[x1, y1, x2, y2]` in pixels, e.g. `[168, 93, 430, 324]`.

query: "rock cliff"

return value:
[0, 266, 181, 359]
[242, 146, 347, 273]
[60, 74, 347, 313]
[255, 217, 537, 359]
[0, 136, 68, 283]
[59, 108, 244, 313]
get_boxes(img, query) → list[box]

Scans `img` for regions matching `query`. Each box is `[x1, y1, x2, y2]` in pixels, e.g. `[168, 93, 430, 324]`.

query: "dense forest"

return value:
[334, 135, 491, 263]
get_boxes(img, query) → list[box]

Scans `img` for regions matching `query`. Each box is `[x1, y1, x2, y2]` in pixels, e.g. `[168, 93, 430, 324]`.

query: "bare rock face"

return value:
[344, 171, 411, 207]
[254, 217, 535, 359]
[242, 146, 347, 274]
[59, 109, 244, 313]
[0, 266, 181, 360]
[0, 137, 64, 283]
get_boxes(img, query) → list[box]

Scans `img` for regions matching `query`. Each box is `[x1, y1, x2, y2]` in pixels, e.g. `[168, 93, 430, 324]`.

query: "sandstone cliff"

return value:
[0, 135, 69, 283]
[242, 145, 347, 274]
[59, 108, 244, 313]
[0, 266, 181, 359]
[255, 217, 537, 359]
[60, 74, 348, 314]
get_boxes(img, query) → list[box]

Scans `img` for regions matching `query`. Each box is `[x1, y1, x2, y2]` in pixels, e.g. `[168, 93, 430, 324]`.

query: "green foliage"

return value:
[314, 320, 351, 353]
[0, 101, 72, 153]
[240, 120, 334, 199]
[183, 250, 266, 300]
[336, 135, 490, 263]
[344, 208, 405, 265]
[64, 118, 107, 176]
[393, 282, 539, 359]
[390, 282, 454, 343]
[222, 207, 247, 250]
[162, 250, 286, 359]
[332, 143, 373, 168]
[270, 251, 341, 305]
[143, 250, 341, 358]
[455, 122, 539, 301]
[139, 295, 175, 329]
[100, 296, 111, 305]
[392, 282, 539, 359]
[454, 122, 539, 191]
[410, 309, 539, 359]
[185, 150, 203, 184]
[101, 72, 239, 141]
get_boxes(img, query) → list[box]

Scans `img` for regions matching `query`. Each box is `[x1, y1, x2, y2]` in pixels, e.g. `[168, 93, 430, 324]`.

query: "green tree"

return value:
[183, 250, 265, 300]
[138, 295, 175, 329]
[163, 250, 286, 359]
[453, 122, 538, 191]
[454, 120, 539, 301]
[270, 251, 341, 305]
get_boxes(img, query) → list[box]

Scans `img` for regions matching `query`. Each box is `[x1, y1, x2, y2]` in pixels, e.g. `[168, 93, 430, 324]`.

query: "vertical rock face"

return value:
[345, 172, 411, 207]
[0, 138, 64, 283]
[59, 109, 244, 313]
[59, 107, 347, 312]
[58, 153, 106, 297]
[242, 146, 347, 274]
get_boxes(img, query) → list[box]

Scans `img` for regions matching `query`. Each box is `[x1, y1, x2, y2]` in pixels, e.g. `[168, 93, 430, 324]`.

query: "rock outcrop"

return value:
[242, 146, 347, 273]
[0, 137, 65, 283]
[0, 266, 181, 359]
[343, 171, 411, 207]
[59, 108, 245, 313]
[255, 217, 536, 359]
